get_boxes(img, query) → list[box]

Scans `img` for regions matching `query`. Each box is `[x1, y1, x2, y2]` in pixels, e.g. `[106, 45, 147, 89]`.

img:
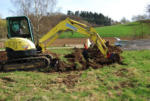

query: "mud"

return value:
[50, 73, 81, 88]
[62, 74, 80, 88]
[115, 68, 129, 77]
[1, 77, 16, 83]
[49, 44, 123, 72]
[120, 81, 135, 88]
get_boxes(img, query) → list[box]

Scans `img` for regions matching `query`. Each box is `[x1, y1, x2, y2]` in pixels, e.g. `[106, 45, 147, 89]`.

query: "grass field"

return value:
[59, 21, 150, 38]
[0, 49, 150, 101]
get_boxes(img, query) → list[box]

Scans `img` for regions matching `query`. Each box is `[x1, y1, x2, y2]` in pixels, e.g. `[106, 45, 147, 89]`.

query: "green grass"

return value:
[59, 21, 150, 38]
[50, 48, 73, 55]
[50, 48, 74, 63]
[59, 31, 87, 38]
[1, 50, 150, 100]
[96, 21, 150, 37]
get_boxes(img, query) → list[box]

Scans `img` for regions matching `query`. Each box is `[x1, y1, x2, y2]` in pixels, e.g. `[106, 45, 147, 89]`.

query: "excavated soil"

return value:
[0, 44, 123, 72]
[48, 44, 123, 72]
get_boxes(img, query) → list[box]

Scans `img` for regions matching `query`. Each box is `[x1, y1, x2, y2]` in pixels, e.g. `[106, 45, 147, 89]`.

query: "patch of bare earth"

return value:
[48, 44, 123, 72]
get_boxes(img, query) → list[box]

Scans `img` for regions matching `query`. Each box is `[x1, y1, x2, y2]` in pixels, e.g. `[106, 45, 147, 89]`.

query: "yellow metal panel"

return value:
[46, 34, 59, 47]
[5, 37, 36, 51]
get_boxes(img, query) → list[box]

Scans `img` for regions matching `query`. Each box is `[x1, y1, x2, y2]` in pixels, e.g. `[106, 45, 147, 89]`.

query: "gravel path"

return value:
[121, 40, 150, 50]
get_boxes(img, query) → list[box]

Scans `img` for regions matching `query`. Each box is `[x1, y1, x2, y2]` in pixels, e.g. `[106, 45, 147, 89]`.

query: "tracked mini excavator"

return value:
[0, 16, 117, 71]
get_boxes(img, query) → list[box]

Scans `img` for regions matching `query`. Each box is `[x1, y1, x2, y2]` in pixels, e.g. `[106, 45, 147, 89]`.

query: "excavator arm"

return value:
[38, 18, 108, 57]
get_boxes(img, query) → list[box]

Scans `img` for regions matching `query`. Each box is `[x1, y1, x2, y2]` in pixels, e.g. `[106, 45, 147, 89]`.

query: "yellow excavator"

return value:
[0, 16, 113, 71]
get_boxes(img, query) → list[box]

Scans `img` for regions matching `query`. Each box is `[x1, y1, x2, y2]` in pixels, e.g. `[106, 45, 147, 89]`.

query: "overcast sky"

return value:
[0, 0, 150, 21]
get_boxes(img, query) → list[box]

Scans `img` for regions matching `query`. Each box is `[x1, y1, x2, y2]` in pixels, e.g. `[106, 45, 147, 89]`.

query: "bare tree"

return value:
[147, 4, 150, 17]
[11, 0, 57, 35]
[120, 17, 130, 24]
[132, 15, 148, 21]
[0, 18, 7, 38]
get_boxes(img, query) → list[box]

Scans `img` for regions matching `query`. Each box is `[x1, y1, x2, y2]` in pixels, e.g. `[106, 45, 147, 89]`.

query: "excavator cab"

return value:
[5, 16, 37, 58]
[6, 16, 35, 42]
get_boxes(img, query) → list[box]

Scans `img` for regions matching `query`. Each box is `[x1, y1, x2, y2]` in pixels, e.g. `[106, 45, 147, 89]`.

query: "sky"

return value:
[0, 0, 150, 21]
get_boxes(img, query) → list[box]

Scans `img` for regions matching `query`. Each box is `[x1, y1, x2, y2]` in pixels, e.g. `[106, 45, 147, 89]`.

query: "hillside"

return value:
[96, 20, 150, 37]
[0, 19, 7, 38]
[0, 18, 150, 39]
[59, 20, 150, 38]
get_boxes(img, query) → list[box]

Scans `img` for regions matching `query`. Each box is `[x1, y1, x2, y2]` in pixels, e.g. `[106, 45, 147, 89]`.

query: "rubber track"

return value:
[0, 56, 50, 71]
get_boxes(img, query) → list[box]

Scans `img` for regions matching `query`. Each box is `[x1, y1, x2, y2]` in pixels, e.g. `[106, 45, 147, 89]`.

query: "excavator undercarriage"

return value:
[0, 50, 59, 71]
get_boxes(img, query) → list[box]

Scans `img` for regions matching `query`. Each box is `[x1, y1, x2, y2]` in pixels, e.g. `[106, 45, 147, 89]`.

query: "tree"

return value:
[75, 11, 79, 17]
[147, 4, 150, 17]
[120, 17, 130, 24]
[132, 15, 148, 21]
[11, 0, 57, 35]
[69, 11, 112, 26]
[67, 10, 74, 16]
[0, 18, 7, 38]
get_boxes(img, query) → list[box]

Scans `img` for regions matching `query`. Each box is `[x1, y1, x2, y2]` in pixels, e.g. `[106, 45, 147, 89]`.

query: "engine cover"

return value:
[5, 37, 36, 51]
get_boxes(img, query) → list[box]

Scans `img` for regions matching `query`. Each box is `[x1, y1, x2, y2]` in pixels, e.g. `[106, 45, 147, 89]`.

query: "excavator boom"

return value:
[39, 18, 108, 57]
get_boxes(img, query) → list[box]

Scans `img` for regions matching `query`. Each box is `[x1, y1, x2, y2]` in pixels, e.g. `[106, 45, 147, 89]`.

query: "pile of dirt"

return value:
[49, 44, 123, 72]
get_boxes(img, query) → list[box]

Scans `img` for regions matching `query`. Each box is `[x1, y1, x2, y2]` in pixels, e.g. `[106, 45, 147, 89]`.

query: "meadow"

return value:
[59, 21, 150, 38]
[0, 19, 150, 101]
[0, 49, 150, 101]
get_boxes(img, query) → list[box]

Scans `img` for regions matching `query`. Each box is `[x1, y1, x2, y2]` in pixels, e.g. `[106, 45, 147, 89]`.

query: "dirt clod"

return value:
[51, 73, 81, 88]
[115, 68, 129, 77]
[1, 77, 16, 82]
[62, 74, 79, 88]
[51, 44, 123, 72]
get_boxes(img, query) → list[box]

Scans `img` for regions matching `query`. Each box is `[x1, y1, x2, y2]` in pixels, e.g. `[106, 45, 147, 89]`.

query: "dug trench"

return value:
[47, 44, 124, 72]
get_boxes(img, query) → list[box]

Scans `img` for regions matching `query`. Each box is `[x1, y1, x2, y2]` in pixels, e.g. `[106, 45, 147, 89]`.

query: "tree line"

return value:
[67, 10, 112, 26]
